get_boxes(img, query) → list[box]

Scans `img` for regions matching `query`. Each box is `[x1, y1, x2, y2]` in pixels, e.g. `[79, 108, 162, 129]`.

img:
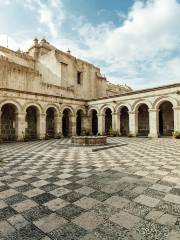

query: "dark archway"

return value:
[159, 101, 174, 136]
[62, 109, 71, 137]
[46, 108, 55, 138]
[1, 104, 17, 141]
[76, 110, 83, 136]
[120, 106, 129, 136]
[92, 110, 98, 135]
[138, 104, 149, 136]
[25, 106, 38, 140]
[105, 108, 112, 135]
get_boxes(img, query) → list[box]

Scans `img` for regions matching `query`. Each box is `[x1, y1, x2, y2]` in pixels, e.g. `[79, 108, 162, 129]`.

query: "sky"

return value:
[1, 0, 180, 89]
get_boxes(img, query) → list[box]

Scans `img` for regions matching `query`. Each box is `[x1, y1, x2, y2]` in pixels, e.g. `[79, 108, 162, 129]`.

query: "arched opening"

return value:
[76, 110, 84, 136]
[62, 109, 72, 137]
[25, 106, 38, 140]
[1, 104, 17, 141]
[91, 110, 98, 135]
[159, 101, 174, 136]
[105, 108, 112, 135]
[46, 107, 56, 138]
[138, 104, 149, 136]
[120, 106, 129, 136]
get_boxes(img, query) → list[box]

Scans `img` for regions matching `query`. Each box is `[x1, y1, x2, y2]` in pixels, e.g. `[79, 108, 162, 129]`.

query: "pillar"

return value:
[174, 107, 180, 132]
[38, 113, 46, 139]
[71, 115, 76, 136]
[83, 115, 91, 133]
[16, 113, 26, 141]
[98, 114, 104, 135]
[129, 111, 138, 136]
[54, 115, 62, 137]
[112, 113, 120, 134]
[148, 109, 159, 138]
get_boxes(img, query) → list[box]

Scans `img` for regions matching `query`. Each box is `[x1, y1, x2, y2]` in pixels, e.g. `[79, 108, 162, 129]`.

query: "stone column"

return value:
[16, 113, 26, 141]
[54, 115, 62, 137]
[83, 115, 90, 133]
[112, 113, 120, 135]
[174, 107, 180, 132]
[148, 109, 159, 138]
[98, 114, 104, 135]
[129, 111, 138, 136]
[71, 115, 76, 136]
[38, 113, 46, 139]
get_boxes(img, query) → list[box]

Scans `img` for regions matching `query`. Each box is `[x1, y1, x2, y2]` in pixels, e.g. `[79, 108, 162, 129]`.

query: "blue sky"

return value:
[1, 0, 180, 89]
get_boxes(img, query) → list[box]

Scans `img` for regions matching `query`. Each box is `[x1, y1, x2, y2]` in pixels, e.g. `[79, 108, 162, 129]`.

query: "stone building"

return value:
[0, 38, 180, 141]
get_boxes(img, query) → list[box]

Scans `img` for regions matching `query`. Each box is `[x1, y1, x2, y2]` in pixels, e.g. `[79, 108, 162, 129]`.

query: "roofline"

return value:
[89, 83, 180, 101]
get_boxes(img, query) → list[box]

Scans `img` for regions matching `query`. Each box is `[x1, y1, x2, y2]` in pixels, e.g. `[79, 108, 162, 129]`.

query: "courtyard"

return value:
[0, 137, 180, 240]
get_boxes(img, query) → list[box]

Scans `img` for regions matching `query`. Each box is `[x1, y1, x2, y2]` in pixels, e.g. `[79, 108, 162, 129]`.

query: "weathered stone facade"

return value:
[0, 39, 180, 141]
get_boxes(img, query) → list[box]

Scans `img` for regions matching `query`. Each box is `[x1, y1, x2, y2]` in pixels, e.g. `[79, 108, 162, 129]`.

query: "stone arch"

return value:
[75, 106, 86, 116]
[44, 104, 60, 117]
[60, 105, 75, 117]
[153, 96, 178, 109]
[0, 99, 22, 113]
[88, 107, 99, 117]
[100, 105, 115, 115]
[23, 102, 43, 114]
[132, 99, 153, 112]
[115, 103, 132, 114]
[0, 102, 19, 141]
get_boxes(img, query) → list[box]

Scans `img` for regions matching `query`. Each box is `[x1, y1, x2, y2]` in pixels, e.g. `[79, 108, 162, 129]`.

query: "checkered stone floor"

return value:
[0, 137, 180, 240]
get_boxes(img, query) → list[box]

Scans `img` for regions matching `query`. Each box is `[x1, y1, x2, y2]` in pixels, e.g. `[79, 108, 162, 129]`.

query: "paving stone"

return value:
[105, 196, 130, 209]
[73, 211, 104, 230]
[163, 194, 180, 205]
[157, 213, 177, 226]
[33, 213, 67, 233]
[43, 198, 70, 211]
[0, 220, 15, 238]
[0, 189, 18, 199]
[50, 187, 71, 197]
[167, 230, 180, 240]
[0, 200, 7, 209]
[131, 219, 170, 240]
[12, 199, 37, 213]
[150, 184, 172, 193]
[6, 223, 46, 240]
[8, 180, 27, 188]
[56, 204, 85, 220]
[75, 186, 95, 196]
[74, 196, 100, 209]
[110, 211, 141, 229]
[49, 222, 87, 240]
[134, 194, 160, 207]
[145, 210, 164, 221]
[7, 214, 29, 229]
[23, 188, 45, 198]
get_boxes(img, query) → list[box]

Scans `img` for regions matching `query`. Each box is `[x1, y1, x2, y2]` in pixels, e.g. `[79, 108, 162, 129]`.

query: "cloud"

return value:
[68, 0, 180, 89]
[23, 0, 65, 38]
[2, 0, 180, 89]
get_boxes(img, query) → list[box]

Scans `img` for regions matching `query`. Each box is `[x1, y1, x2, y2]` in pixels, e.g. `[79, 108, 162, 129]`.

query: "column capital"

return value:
[173, 106, 180, 110]
[148, 108, 160, 113]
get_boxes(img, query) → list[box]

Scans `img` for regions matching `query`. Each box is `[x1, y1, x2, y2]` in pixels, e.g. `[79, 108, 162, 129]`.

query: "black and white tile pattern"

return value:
[0, 137, 180, 239]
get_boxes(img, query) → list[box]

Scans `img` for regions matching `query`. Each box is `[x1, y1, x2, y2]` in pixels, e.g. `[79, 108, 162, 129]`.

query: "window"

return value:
[77, 71, 82, 85]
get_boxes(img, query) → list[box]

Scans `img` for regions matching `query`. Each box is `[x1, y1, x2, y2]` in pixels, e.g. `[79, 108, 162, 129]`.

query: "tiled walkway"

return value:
[0, 138, 180, 240]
